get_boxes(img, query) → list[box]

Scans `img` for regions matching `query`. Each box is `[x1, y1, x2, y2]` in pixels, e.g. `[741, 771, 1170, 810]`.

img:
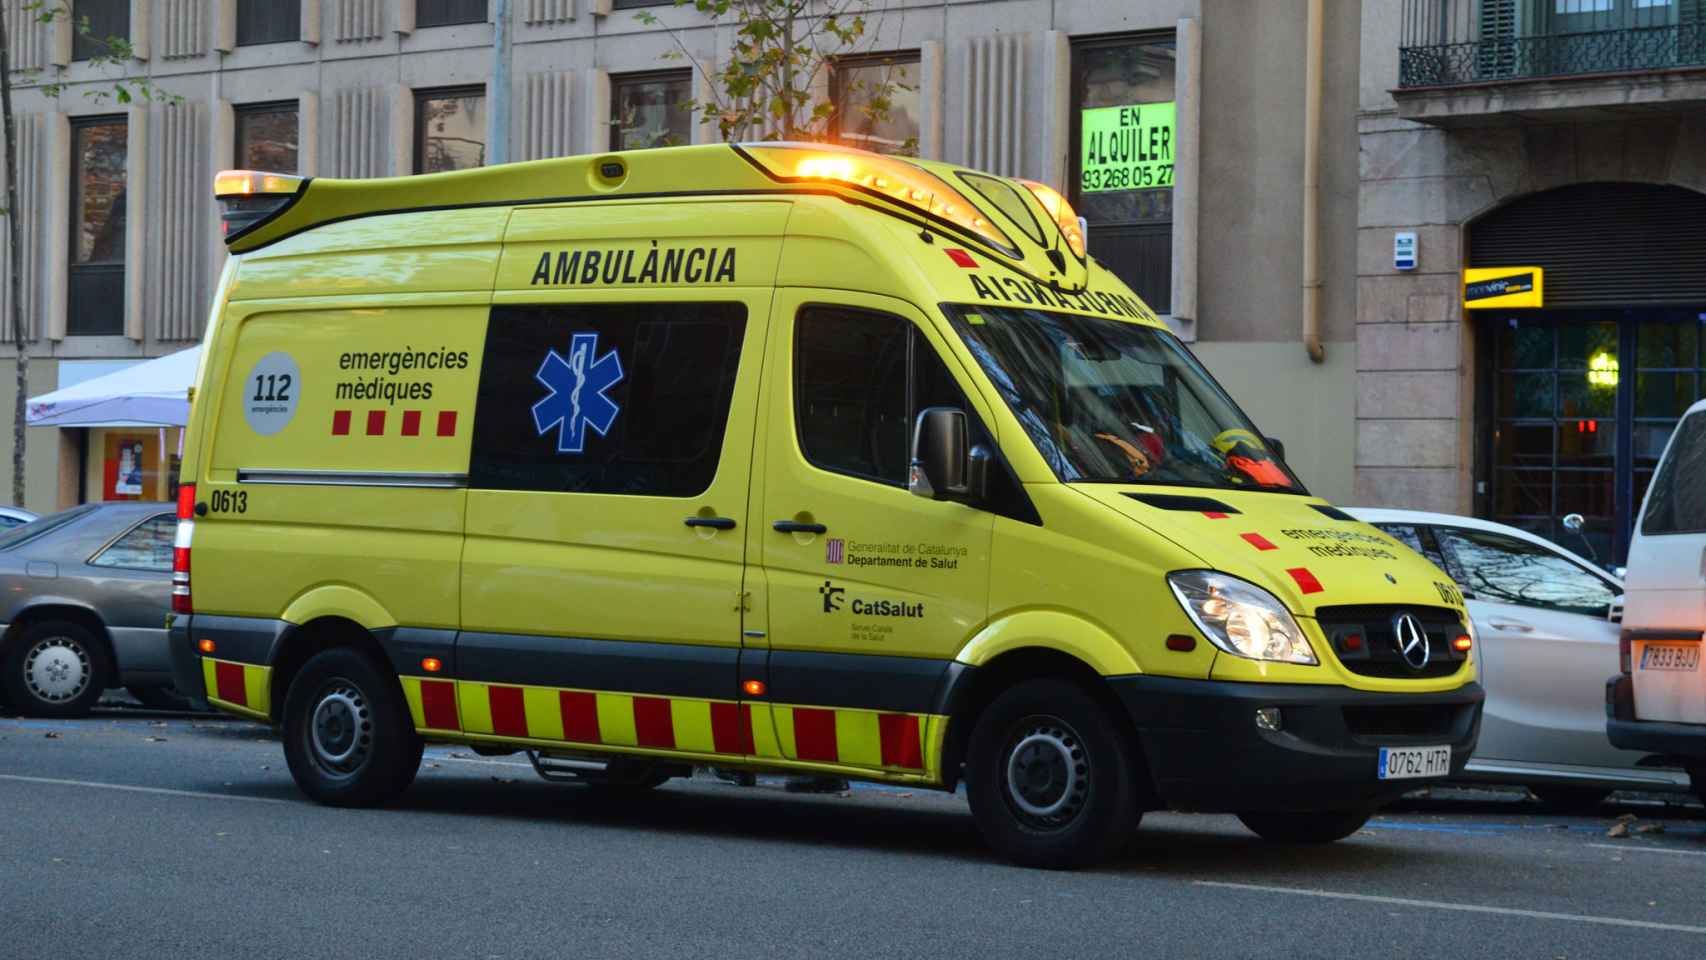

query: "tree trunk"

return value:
[1, 5, 30, 508]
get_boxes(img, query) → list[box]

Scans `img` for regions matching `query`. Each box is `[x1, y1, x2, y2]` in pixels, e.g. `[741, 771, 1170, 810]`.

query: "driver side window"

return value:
[794, 306, 964, 487]
[1436, 527, 1616, 618]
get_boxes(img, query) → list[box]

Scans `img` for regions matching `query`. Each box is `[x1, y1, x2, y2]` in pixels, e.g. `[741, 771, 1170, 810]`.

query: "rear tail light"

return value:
[1619, 629, 1632, 675]
[173, 484, 194, 615]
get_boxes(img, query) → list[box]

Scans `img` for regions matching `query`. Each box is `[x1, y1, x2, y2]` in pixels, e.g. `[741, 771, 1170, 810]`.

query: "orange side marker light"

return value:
[197, 639, 215, 654]
[421, 657, 443, 673]
[1452, 635, 1473, 653]
[742, 679, 767, 696]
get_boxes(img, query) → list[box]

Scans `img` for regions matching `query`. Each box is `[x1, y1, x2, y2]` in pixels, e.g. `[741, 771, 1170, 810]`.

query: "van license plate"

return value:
[1640, 644, 1701, 672]
[1377, 746, 1451, 780]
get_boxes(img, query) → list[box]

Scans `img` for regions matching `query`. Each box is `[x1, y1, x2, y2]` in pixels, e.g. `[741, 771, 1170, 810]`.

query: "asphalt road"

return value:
[3, 703, 1704, 960]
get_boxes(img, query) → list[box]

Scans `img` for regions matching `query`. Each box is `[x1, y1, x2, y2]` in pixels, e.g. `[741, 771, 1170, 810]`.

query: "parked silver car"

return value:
[0, 502, 181, 717]
[1349, 507, 1692, 808]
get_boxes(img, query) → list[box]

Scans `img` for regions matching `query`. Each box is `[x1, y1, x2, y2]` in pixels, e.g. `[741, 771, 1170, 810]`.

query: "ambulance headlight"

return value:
[1167, 571, 1317, 665]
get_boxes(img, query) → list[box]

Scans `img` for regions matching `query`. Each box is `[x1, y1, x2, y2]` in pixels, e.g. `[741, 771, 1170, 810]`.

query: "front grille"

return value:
[1342, 704, 1461, 740]
[1315, 604, 1468, 679]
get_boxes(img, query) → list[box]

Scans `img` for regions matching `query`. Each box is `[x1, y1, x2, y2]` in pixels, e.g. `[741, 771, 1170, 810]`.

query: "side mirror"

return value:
[1563, 512, 1585, 532]
[1265, 436, 1287, 461]
[910, 407, 985, 502]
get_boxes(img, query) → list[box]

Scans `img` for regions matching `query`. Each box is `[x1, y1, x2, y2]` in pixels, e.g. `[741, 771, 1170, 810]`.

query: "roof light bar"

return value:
[741, 144, 1017, 254]
[1018, 179, 1087, 258]
[213, 170, 306, 242]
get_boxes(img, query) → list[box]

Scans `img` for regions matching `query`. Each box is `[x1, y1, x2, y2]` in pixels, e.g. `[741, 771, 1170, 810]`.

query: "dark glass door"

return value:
[1485, 307, 1706, 565]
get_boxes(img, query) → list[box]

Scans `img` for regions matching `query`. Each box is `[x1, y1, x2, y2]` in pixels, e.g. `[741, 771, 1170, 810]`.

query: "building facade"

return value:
[1360, 0, 1706, 563]
[0, 0, 1364, 512]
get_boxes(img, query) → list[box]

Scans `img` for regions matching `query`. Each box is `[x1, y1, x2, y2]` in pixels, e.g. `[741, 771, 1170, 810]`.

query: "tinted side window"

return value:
[795, 307, 910, 485]
[91, 515, 175, 571]
[1641, 412, 1706, 536]
[1437, 527, 1616, 618]
[469, 303, 746, 497]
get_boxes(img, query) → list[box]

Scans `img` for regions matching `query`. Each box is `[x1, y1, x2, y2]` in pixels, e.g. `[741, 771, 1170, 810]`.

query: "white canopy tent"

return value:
[26, 347, 201, 428]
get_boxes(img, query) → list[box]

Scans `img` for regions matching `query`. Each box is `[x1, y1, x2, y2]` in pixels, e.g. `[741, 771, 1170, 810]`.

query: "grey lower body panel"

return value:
[108, 626, 174, 685]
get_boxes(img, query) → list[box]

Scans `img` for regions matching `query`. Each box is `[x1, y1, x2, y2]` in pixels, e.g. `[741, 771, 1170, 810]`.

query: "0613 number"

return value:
[208, 489, 247, 514]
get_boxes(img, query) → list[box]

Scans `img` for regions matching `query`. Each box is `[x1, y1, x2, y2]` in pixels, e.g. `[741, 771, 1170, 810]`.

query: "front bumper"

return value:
[1606, 675, 1706, 762]
[1110, 676, 1483, 812]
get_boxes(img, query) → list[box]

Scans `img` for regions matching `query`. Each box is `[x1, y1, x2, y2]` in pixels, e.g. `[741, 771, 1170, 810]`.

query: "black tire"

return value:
[1530, 784, 1612, 812]
[1237, 809, 1373, 844]
[126, 684, 193, 711]
[281, 647, 422, 807]
[965, 677, 1141, 869]
[1, 619, 112, 718]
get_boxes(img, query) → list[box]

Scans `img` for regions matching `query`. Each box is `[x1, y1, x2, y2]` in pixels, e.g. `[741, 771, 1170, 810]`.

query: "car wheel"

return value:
[1530, 785, 1612, 812]
[1237, 809, 1374, 844]
[965, 677, 1141, 870]
[126, 685, 193, 711]
[1, 619, 111, 718]
[282, 648, 422, 807]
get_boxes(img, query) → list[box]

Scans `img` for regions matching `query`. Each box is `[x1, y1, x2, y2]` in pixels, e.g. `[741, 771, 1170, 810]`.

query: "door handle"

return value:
[772, 520, 827, 534]
[1487, 619, 1533, 632]
[685, 516, 736, 530]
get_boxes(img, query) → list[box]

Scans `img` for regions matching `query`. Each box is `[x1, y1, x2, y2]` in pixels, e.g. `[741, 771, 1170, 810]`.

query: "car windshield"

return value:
[0, 503, 99, 551]
[945, 305, 1305, 492]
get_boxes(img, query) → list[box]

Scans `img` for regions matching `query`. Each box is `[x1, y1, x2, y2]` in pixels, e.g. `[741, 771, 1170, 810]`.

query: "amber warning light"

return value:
[214, 170, 304, 241]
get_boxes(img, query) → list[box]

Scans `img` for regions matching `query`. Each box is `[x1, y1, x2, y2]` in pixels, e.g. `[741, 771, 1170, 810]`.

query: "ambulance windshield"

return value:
[945, 305, 1305, 493]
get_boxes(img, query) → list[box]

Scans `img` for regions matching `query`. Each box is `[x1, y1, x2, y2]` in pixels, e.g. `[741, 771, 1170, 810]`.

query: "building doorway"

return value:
[1470, 182, 1706, 565]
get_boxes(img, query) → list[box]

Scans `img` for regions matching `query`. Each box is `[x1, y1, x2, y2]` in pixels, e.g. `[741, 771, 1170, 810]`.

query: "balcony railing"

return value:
[1399, 0, 1706, 88]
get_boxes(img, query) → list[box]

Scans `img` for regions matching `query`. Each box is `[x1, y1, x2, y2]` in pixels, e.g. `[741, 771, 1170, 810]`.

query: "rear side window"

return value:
[90, 515, 176, 571]
[469, 303, 746, 496]
[1641, 411, 1706, 536]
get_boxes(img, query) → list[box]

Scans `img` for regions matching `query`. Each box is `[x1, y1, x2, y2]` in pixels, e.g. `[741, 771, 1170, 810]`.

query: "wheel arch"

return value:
[268, 616, 393, 725]
[938, 641, 1154, 804]
[2, 602, 116, 679]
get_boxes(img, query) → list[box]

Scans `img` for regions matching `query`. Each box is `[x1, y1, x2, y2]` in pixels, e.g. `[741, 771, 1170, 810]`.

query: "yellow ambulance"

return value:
[171, 143, 1483, 868]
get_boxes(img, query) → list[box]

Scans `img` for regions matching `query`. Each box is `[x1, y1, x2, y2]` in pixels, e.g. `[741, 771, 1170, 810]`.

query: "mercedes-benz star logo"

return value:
[1392, 613, 1431, 671]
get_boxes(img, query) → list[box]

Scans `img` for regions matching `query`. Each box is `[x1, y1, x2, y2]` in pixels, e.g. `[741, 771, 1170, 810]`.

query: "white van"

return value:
[1607, 397, 1706, 803]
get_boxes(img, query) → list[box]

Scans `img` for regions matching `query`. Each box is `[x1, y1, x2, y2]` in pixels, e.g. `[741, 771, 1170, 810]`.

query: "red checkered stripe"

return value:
[331, 409, 459, 437]
[398, 677, 933, 774]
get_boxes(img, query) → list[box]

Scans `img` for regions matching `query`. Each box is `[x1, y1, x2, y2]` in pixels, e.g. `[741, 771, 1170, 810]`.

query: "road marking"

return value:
[1194, 881, 1706, 935]
[1588, 842, 1706, 858]
[0, 773, 291, 806]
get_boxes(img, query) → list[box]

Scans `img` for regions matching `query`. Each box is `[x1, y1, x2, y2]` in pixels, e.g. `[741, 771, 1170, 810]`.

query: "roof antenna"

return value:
[918, 190, 935, 243]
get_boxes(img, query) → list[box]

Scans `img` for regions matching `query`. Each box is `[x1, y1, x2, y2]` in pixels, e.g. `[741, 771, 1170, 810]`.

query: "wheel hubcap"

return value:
[24, 638, 90, 703]
[1003, 719, 1089, 825]
[308, 684, 372, 775]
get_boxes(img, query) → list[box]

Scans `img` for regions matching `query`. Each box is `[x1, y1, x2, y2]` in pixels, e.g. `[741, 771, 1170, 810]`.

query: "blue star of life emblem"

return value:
[532, 332, 624, 454]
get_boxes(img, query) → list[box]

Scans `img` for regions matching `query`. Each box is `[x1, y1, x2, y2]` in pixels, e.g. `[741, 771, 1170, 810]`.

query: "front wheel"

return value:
[965, 678, 1141, 869]
[1, 620, 111, 718]
[1238, 809, 1373, 844]
[282, 648, 422, 807]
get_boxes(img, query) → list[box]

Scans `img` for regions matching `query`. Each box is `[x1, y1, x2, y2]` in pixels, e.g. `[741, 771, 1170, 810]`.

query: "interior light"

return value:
[1017, 179, 1087, 257]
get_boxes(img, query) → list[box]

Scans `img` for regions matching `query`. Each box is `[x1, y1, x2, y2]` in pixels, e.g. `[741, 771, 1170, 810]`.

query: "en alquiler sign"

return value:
[1081, 102, 1176, 194]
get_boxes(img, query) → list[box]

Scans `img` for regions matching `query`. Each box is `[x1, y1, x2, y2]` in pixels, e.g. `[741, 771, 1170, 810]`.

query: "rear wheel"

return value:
[1238, 809, 1373, 843]
[282, 648, 422, 807]
[1529, 785, 1612, 813]
[965, 678, 1141, 869]
[1, 620, 111, 718]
